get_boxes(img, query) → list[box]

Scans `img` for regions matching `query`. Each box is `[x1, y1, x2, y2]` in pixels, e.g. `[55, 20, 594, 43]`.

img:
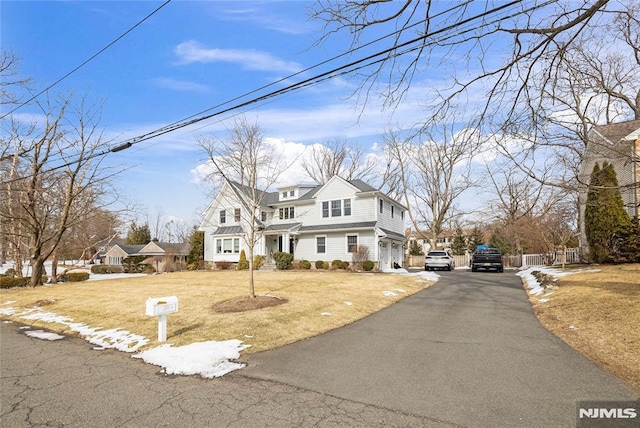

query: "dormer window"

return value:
[289, 190, 295, 197]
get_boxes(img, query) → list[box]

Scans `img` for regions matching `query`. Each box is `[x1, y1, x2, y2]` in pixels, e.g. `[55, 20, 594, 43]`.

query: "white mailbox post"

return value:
[145, 296, 178, 342]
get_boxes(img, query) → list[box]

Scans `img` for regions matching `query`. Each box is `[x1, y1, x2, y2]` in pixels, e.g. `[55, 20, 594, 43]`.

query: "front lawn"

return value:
[0, 270, 435, 354]
[526, 264, 640, 391]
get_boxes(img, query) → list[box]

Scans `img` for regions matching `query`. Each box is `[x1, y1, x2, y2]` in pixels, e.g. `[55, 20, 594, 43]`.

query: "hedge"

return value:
[0, 276, 30, 288]
[91, 265, 124, 274]
[63, 272, 90, 282]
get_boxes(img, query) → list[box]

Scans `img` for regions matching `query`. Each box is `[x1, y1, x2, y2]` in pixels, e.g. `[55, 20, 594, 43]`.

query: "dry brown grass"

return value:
[0, 270, 434, 354]
[528, 264, 640, 391]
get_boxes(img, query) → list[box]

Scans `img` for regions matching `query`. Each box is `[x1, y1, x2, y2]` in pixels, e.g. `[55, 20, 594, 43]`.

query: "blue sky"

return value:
[3, 0, 533, 232]
[3, 0, 442, 226]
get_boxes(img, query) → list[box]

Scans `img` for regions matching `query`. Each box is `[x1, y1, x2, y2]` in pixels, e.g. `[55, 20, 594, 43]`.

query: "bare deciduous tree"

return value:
[1, 94, 123, 286]
[198, 116, 291, 298]
[301, 138, 378, 184]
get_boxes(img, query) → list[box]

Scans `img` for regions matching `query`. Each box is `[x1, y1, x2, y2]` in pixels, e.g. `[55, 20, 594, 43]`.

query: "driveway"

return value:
[240, 270, 638, 427]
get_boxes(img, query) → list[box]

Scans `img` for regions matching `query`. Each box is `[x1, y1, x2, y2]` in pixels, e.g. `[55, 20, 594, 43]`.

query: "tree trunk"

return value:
[51, 248, 59, 284]
[29, 256, 46, 287]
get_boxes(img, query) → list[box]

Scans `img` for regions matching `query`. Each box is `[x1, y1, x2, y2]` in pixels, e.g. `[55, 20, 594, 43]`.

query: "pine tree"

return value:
[187, 227, 204, 267]
[450, 227, 467, 255]
[467, 227, 484, 253]
[125, 221, 151, 245]
[585, 162, 631, 263]
[237, 249, 249, 270]
[408, 240, 424, 256]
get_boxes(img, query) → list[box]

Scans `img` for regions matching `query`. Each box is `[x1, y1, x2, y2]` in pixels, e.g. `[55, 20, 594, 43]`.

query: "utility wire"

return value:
[4, 0, 550, 184]
[0, 0, 172, 120]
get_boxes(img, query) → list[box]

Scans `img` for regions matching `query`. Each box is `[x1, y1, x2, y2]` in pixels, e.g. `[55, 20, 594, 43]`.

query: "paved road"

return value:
[1, 320, 452, 427]
[2, 270, 637, 427]
[241, 270, 638, 427]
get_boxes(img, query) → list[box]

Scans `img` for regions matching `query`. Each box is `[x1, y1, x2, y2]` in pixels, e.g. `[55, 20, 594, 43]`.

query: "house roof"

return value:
[378, 227, 406, 241]
[212, 226, 244, 235]
[116, 244, 146, 255]
[299, 221, 377, 232]
[151, 242, 190, 254]
[227, 176, 399, 208]
[264, 223, 301, 232]
[592, 119, 640, 144]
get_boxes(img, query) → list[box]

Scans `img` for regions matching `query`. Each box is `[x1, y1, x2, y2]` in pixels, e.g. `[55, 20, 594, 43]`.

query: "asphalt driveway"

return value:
[240, 269, 638, 427]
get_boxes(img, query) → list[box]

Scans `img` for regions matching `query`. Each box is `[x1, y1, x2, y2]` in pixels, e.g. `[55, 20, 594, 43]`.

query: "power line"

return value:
[3, 0, 550, 184]
[0, 0, 172, 121]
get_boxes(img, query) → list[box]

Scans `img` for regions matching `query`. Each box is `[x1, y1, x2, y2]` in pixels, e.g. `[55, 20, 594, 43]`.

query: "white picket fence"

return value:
[521, 248, 581, 268]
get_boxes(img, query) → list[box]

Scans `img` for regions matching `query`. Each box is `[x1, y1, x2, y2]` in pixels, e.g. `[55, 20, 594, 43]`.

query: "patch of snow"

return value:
[2, 305, 251, 379]
[344, 301, 353, 306]
[25, 330, 65, 341]
[18, 310, 148, 352]
[412, 271, 440, 281]
[569, 325, 578, 330]
[320, 312, 331, 316]
[538, 298, 550, 303]
[132, 340, 249, 378]
[382, 268, 409, 274]
[88, 273, 148, 281]
[1, 300, 17, 305]
[394, 288, 406, 293]
[383, 291, 398, 297]
[0, 306, 18, 316]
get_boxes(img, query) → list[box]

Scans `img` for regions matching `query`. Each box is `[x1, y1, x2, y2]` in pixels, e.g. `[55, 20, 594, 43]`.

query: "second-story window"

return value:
[234, 208, 241, 222]
[331, 200, 341, 217]
[391, 205, 394, 218]
[379, 199, 383, 213]
[220, 210, 226, 224]
[343, 199, 351, 216]
[261, 211, 267, 222]
[322, 201, 329, 218]
[279, 207, 294, 220]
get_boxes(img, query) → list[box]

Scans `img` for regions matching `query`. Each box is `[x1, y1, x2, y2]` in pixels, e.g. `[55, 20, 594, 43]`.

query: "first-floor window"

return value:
[216, 238, 241, 254]
[347, 235, 358, 253]
[316, 236, 326, 253]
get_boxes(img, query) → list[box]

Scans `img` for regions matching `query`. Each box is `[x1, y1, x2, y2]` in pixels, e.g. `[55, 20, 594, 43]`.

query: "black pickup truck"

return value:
[471, 248, 504, 272]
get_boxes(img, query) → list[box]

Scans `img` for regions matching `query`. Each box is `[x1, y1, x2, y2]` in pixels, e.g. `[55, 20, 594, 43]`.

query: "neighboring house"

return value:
[138, 241, 190, 272]
[578, 119, 640, 254]
[199, 176, 407, 270]
[102, 240, 189, 273]
[103, 244, 144, 266]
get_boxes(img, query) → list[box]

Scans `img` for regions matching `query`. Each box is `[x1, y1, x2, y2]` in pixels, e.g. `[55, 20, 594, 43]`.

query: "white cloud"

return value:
[174, 40, 303, 74]
[152, 78, 209, 93]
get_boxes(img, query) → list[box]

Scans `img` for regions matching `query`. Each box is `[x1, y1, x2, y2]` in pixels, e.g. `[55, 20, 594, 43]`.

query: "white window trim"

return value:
[316, 235, 327, 254]
[345, 233, 359, 255]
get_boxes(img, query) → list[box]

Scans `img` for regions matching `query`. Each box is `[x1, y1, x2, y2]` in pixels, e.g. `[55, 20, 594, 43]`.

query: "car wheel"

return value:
[471, 266, 477, 272]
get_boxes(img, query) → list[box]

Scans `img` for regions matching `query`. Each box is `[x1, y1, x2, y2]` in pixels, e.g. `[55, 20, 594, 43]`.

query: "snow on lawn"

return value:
[0, 304, 249, 378]
[517, 266, 600, 297]
[1, 268, 441, 379]
[132, 340, 250, 378]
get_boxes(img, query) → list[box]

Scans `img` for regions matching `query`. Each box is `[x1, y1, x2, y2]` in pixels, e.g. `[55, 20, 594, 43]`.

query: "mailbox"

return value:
[146, 296, 179, 342]
[146, 296, 178, 316]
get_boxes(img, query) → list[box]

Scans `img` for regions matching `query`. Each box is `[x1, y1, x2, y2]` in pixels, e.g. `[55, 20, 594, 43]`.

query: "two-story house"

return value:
[199, 175, 407, 270]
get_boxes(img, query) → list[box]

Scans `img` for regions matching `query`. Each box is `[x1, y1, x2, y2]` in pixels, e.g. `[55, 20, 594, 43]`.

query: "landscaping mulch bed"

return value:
[212, 295, 288, 313]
